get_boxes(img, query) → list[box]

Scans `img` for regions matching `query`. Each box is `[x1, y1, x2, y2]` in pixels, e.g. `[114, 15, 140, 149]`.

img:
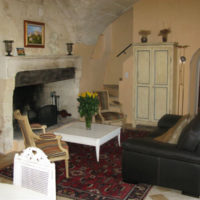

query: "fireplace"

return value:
[13, 67, 76, 125]
[0, 55, 81, 153]
[13, 85, 43, 119]
[13, 84, 58, 127]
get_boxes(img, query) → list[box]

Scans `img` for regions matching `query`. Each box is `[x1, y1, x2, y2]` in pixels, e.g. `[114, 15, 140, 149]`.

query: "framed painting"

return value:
[16, 47, 25, 56]
[24, 20, 45, 48]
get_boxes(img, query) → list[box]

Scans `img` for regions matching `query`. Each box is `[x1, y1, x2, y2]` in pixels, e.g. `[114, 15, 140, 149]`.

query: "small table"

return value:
[54, 122, 121, 162]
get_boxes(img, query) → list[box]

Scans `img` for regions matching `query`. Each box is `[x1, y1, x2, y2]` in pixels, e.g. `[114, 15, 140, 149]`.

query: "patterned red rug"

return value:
[0, 129, 151, 200]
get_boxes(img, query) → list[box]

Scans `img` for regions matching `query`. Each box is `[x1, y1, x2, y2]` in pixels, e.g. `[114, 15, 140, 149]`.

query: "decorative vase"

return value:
[162, 36, 167, 42]
[141, 36, 147, 43]
[85, 115, 92, 130]
[66, 43, 73, 55]
[3, 40, 14, 56]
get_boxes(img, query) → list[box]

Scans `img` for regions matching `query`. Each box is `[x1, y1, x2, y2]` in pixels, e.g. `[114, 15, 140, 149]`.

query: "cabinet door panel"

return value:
[137, 50, 150, 84]
[153, 87, 168, 120]
[136, 86, 150, 120]
[133, 44, 176, 126]
[154, 50, 168, 85]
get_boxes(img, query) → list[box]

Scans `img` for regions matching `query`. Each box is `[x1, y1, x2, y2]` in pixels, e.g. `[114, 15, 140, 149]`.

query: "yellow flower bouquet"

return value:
[77, 92, 99, 129]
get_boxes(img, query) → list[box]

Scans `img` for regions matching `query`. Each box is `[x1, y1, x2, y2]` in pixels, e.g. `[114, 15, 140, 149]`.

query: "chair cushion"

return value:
[95, 112, 123, 121]
[35, 139, 68, 158]
[39, 133, 56, 139]
[154, 115, 189, 144]
[31, 123, 42, 128]
[31, 123, 46, 128]
[178, 113, 200, 152]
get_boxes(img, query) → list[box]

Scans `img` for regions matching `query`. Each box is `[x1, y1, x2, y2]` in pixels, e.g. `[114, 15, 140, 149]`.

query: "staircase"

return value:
[104, 84, 121, 112]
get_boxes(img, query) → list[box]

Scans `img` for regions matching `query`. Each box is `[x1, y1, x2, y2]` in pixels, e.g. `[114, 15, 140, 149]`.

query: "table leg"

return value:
[95, 145, 100, 162]
[118, 133, 121, 146]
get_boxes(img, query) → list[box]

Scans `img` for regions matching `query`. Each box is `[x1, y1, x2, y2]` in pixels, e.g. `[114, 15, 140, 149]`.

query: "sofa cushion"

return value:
[154, 115, 189, 144]
[157, 114, 182, 129]
[122, 137, 200, 164]
[178, 113, 200, 152]
[148, 127, 169, 138]
[168, 115, 193, 144]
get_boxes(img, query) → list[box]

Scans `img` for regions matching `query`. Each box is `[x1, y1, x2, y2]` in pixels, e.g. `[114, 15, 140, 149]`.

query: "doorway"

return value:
[189, 49, 200, 114]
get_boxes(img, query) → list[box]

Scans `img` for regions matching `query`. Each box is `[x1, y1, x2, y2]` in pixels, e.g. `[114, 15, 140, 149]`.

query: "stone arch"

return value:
[189, 49, 200, 115]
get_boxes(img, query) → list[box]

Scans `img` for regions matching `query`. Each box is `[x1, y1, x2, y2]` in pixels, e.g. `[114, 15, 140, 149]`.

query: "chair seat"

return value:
[31, 123, 46, 128]
[35, 139, 68, 158]
[39, 133, 56, 139]
[95, 111, 123, 122]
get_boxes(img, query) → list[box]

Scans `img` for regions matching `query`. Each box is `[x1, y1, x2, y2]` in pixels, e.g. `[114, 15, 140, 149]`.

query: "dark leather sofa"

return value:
[122, 113, 200, 197]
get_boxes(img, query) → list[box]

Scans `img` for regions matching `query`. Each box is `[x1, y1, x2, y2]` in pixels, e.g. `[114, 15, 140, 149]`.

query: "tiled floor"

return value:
[144, 186, 199, 200]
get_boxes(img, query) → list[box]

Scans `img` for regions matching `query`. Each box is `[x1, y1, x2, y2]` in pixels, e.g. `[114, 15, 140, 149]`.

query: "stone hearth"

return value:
[0, 55, 81, 153]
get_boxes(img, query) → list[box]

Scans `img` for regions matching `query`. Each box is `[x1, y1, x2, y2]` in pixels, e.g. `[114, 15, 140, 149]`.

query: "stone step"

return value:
[104, 84, 119, 98]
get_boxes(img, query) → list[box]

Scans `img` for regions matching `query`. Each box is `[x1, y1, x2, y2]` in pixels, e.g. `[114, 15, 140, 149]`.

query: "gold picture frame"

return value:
[24, 20, 45, 48]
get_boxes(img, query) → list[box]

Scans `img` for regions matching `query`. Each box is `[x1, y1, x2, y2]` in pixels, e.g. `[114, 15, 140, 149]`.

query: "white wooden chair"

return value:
[14, 147, 56, 200]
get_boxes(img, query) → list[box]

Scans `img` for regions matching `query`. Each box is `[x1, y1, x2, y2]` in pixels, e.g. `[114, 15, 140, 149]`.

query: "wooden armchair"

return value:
[14, 110, 69, 178]
[94, 90, 126, 127]
[30, 123, 47, 133]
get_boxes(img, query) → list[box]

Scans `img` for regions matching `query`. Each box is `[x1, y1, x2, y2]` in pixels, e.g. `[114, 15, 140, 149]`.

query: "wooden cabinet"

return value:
[133, 43, 177, 126]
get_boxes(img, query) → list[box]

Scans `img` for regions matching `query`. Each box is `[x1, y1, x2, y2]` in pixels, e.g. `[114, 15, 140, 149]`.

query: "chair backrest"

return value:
[14, 147, 56, 200]
[94, 90, 109, 110]
[14, 110, 38, 147]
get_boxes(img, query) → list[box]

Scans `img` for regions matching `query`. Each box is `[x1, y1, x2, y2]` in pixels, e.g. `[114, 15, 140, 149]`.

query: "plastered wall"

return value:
[104, 8, 133, 85]
[74, 8, 134, 92]
[120, 0, 200, 123]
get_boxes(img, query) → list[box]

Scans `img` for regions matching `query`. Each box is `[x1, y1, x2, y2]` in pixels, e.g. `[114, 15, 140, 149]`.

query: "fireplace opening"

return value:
[13, 84, 58, 133]
[13, 85, 43, 123]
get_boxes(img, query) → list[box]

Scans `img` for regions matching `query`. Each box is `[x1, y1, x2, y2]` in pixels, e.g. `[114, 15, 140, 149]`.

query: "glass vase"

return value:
[85, 115, 92, 130]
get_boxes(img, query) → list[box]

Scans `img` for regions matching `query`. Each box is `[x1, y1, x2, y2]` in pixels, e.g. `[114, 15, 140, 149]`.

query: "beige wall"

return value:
[104, 8, 133, 85]
[74, 30, 111, 92]
[189, 49, 200, 115]
[75, 8, 133, 92]
[133, 0, 200, 114]
[119, 56, 134, 123]
[120, 0, 200, 123]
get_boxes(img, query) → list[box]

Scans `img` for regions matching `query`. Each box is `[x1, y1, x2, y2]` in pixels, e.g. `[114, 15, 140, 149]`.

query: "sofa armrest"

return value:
[157, 114, 182, 129]
[122, 138, 200, 164]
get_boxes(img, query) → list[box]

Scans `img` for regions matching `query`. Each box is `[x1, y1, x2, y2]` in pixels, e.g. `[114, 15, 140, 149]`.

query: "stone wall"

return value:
[0, 55, 81, 153]
[0, 0, 137, 57]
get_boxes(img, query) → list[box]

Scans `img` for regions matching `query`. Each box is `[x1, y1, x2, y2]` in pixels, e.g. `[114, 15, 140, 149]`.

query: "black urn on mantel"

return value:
[141, 36, 148, 43]
[3, 40, 14, 56]
[66, 43, 73, 55]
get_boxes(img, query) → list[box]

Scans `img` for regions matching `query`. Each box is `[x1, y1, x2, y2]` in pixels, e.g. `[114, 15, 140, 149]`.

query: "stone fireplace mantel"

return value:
[0, 55, 82, 153]
[0, 55, 81, 79]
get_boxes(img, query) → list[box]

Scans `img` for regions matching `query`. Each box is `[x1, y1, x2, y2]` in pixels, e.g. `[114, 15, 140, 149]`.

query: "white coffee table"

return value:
[54, 122, 121, 162]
